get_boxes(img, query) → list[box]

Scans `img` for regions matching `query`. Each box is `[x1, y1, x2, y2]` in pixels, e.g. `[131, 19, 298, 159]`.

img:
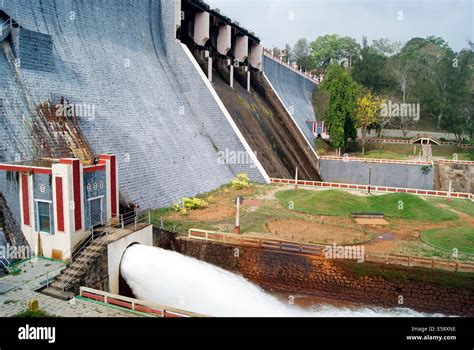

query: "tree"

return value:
[320, 64, 358, 154]
[284, 44, 292, 62]
[352, 37, 394, 93]
[339, 36, 360, 67]
[371, 38, 401, 56]
[292, 38, 310, 63]
[310, 34, 359, 69]
[354, 91, 383, 154]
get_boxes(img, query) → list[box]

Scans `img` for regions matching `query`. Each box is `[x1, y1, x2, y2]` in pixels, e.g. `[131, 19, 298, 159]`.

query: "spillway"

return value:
[120, 245, 439, 317]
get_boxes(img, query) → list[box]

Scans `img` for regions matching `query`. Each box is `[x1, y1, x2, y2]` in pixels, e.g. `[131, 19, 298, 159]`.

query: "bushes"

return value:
[230, 173, 250, 190]
[172, 197, 208, 214]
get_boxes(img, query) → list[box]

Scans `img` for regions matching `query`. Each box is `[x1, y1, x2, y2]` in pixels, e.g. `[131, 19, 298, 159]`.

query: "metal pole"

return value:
[368, 167, 372, 194]
[295, 167, 298, 189]
[121, 214, 124, 229]
[234, 196, 241, 234]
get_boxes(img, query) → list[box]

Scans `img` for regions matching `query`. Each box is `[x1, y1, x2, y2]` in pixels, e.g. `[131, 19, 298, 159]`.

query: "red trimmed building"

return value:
[0, 155, 119, 260]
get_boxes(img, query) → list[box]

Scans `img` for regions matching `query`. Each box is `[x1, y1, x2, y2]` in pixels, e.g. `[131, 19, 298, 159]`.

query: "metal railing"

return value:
[79, 287, 208, 317]
[188, 229, 474, 272]
[61, 210, 152, 292]
[0, 18, 12, 39]
[0, 253, 11, 273]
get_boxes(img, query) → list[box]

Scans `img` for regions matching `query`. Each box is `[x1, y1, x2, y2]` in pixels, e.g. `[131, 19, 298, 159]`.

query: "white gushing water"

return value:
[120, 245, 439, 317]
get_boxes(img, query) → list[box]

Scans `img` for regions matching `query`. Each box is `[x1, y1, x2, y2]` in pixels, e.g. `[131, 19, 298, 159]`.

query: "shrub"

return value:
[172, 197, 208, 214]
[317, 148, 327, 156]
[231, 173, 250, 190]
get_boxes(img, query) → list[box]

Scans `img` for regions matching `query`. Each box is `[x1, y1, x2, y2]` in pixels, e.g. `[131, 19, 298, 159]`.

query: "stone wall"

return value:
[175, 239, 474, 316]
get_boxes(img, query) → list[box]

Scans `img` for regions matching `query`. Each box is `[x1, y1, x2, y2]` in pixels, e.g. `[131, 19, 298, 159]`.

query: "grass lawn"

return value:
[428, 198, 474, 217]
[276, 189, 458, 221]
[421, 227, 474, 255]
[360, 150, 407, 160]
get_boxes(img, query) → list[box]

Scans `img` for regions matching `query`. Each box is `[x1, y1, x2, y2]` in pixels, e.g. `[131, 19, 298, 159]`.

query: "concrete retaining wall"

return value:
[175, 239, 474, 316]
[320, 159, 435, 190]
[263, 55, 316, 148]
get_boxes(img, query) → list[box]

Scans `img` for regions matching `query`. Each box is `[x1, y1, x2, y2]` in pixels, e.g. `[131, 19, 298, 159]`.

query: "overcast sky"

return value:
[206, 0, 473, 51]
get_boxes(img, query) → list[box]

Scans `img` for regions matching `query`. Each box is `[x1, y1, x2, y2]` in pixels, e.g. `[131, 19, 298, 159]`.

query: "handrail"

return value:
[61, 211, 152, 292]
[319, 155, 433, 165]
[0, 251, 11, 273]
[79, 287, 208, 317]
[188, 229, 474, 272]
[0, 18, 12, 30]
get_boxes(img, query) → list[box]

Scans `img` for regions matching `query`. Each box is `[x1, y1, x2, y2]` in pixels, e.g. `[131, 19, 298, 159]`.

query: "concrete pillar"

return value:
[208, 57, 213, 82]
[52, 162, 75, 259]
[233, 35, 248, 62]
[217, 24, 231, 55]
[194, 11, 210, 46]
[249, 43, 263, 70]
[247, 70, 251, 92]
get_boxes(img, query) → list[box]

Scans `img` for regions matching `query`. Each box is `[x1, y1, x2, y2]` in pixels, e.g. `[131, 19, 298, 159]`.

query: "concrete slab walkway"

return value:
[0, 258, 143, 317]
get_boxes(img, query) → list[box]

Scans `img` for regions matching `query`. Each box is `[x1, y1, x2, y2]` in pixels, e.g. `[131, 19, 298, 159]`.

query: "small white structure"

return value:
[0, 155, 119, 260]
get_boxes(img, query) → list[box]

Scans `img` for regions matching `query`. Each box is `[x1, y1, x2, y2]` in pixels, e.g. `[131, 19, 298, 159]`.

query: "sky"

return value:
[206, 0, 474, 51]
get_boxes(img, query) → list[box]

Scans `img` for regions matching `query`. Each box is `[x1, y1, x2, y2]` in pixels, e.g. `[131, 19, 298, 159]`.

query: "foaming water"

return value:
[120, 245, 439, 317]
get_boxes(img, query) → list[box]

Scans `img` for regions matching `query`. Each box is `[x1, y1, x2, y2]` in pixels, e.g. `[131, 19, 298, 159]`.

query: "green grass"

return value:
[421, 227, 474, 255]
[276, 189, 458, 221]
[361, 150, 407, 160]
[429, 198, 474, 217]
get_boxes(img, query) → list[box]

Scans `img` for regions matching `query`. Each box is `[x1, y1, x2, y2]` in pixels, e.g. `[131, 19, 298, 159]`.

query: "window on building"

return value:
[37, 201, 52, 234]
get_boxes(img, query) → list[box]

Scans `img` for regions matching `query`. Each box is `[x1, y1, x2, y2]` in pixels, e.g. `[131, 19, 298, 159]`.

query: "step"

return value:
[61, 269, 85, 279]
[42, 287, 75, 301]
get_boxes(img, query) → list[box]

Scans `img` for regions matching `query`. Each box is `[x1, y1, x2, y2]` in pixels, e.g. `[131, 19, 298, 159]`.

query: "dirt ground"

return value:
[259, 218, 371, 245]
[165, 186, 256, 222]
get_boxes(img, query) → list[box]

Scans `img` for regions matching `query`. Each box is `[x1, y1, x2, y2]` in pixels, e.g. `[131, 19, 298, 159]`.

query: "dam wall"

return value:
[0, 0, 266, 228]
[263, 55, 317, 149]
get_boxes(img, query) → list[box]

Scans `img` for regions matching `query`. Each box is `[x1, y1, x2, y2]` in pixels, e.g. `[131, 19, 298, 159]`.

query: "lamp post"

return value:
[368, 167, 372, 195]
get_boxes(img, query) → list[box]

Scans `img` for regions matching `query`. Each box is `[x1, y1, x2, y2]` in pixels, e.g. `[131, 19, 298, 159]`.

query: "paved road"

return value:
[0, 258, 143, 317]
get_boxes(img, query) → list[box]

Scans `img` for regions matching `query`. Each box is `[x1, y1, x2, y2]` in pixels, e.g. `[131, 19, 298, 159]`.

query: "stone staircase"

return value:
[42, 236, 108, 300]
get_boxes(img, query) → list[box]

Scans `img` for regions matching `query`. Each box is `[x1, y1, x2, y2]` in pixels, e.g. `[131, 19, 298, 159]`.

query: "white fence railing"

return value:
[188, 229, 474, 272]
[79, 287, 207, 317]
[270, 178, 474, 201]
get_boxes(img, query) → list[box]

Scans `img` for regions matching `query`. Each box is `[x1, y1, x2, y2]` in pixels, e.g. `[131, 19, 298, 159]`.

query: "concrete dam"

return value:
[0, 0, 322, 236]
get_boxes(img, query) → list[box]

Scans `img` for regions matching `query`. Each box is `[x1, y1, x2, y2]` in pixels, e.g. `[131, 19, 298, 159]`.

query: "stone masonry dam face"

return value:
[0, 0, 267, 225]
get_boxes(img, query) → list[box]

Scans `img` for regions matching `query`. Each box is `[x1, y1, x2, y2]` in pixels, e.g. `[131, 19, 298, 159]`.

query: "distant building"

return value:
[0, 155, 119, 259]
[306, 119, 329, 140]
